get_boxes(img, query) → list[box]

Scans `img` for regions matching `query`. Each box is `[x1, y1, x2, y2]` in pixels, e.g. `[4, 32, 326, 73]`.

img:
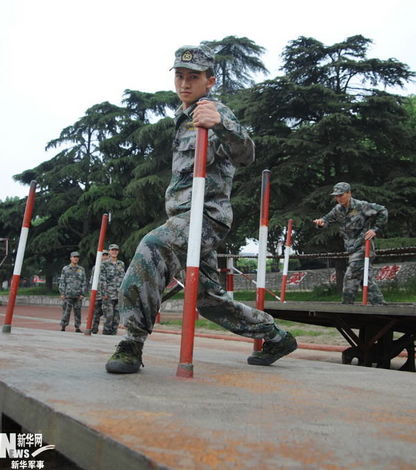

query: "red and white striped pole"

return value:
[362, 238, 371, 305]
[280, 219, 293, 303]
[85, 213, 109, 335]
[253, 170, 271, 352]
[176, 127, 208, 378]
[3, 181, 37, 333]
[226, 257, 234, 300]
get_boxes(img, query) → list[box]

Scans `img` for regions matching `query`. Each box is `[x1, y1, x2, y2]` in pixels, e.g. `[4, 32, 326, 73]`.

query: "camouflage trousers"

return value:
[92, 300, 103, 333]
[103, 299, 119, 335]
[342, 250, 385, 305]
[60, 297, 82, 328]
[120, 212, 285, 343]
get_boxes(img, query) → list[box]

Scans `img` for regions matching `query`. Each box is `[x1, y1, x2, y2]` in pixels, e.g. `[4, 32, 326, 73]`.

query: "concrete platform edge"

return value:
[0, 381, 169, 470]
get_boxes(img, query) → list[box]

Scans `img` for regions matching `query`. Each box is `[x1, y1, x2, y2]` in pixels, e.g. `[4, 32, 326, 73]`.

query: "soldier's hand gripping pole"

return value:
[176, 127, 208, 378]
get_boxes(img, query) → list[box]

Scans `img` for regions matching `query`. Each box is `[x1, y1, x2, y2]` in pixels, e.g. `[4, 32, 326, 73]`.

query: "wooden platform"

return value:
[253, 301, 416, 371]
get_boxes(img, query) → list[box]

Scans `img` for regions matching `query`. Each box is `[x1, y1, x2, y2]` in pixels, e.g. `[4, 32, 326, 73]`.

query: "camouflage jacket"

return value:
[59, 264, 86, 297]
[101, 259, 125, 300]
[165, 99, 255, 228]
[322, 197, 388, 253]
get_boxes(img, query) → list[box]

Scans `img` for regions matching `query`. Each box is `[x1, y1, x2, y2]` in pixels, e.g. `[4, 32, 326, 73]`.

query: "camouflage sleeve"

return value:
[100, 263, 109, 297]
[212, 102, 255, 167]
[98, 266, 107, 297]
[366, 202, 388, 233]
[58, 267, 66, 295]
[322, 206, 340, 227]
[89, 267, 94, 289]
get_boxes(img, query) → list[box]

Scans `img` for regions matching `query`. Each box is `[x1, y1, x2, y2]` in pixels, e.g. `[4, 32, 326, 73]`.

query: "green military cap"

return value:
[330, 182, 351, 196]
[70, 251, 80, 257]
[171, 45, 215, 72]
[108, 244, 119, 250]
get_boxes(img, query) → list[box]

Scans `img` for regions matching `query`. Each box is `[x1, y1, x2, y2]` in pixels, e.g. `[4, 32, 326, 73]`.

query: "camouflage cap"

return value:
[171, 45, 215, 72]
[70, 251, 80, 257]
[330, 182, 351, 196]
[108, 244, 119, 250]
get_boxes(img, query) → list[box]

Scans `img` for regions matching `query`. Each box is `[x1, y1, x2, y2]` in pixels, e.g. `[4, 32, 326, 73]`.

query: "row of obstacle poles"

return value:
[1, 130, 373, 379]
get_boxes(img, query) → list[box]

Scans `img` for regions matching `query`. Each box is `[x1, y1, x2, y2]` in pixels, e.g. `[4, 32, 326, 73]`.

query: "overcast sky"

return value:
[1, 0, 415, 201]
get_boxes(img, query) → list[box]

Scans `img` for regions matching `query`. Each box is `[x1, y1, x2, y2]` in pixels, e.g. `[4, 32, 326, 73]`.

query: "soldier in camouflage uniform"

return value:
[106, 45, 297, 374]
[59, 251, 86, 332]
[102, 244, 125, 335]
[89, 250, 109, 334]
[313, 182, 388, 305]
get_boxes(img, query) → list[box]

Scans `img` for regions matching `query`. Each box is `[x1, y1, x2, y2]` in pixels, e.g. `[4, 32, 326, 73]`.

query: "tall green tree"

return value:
[231, 35, 416, 264]
[13, 91, 179, 279]
[202, 36, 268, 95]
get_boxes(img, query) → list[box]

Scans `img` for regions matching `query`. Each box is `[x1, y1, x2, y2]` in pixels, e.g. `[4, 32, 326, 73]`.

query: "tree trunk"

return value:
[45, 273, 54, 291]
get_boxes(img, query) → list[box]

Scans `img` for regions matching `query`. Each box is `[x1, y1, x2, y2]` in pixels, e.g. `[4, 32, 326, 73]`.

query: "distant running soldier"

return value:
[102, 244, 125, 335]
[59, 251, 86, 332]
[313, 182, 388, 305]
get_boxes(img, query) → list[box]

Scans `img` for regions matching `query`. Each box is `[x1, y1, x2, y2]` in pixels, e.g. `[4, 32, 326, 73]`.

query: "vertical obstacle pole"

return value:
[84, 213, 109, 335]
[280, 219, 293, 303]
[3, 181, 37, 333]
[176, 127, 208, 378]
[362, 238, 371, 305]
[253, 170, 271, 352]
[226, 257, 234, 300]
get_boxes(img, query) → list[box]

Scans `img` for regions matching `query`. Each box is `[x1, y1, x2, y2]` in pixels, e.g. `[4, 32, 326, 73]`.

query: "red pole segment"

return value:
[362, 239, 371, 305]
[3, 181, 37, 333]
[84, 214, 109, 335]
[280, 219, 293, 303]
[176, 128, 208, 378]
[254, 170, 271, 352]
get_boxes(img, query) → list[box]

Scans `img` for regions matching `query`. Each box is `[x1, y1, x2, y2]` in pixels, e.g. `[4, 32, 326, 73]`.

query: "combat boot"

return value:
[247, 332, 298, 366]
[105, 340, 143, 374]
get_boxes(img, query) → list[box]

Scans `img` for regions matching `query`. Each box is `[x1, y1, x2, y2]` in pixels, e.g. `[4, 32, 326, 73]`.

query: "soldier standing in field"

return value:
[313, 182, 388, 305]
[89, 249, 109, 334]
[59, 251, 86, 332]
[105, 45, 297, 374]
[102, 244, 125, 335]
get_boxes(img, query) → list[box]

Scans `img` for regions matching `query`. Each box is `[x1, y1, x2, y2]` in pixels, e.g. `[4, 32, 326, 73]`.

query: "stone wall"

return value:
[230, 261, 416, 291]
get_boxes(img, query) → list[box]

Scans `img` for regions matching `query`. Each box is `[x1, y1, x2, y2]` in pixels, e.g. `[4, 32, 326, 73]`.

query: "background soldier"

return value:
[59, 251, 86, 332]
[89, 249, 109, 334]
[313, 182, 388, 305]
[102, 244, 125, 335]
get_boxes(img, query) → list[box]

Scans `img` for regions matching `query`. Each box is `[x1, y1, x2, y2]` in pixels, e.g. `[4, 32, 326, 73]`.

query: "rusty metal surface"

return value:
[0, 327, 416, 470]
